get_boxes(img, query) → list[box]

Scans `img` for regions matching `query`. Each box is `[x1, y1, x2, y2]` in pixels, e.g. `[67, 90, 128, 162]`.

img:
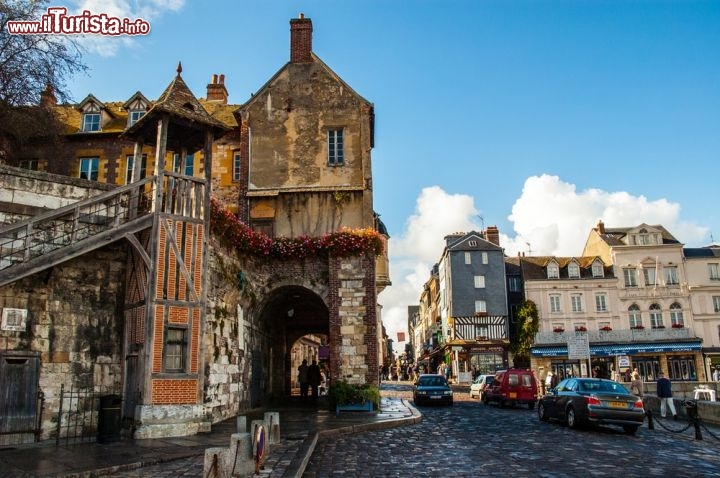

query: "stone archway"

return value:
[255, 285, 330, 397]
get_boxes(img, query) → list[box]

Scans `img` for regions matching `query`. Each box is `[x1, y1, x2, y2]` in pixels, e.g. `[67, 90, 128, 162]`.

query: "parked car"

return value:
[412, 374, 453, 406]
[537, 377, 645, 435]
[469, 374, 495, 400]
[483, 368, 537, 409]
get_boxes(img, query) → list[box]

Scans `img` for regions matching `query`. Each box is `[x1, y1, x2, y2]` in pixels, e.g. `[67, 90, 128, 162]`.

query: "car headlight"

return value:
[444, 390, 453, 396]
[416, 390, 428, 395]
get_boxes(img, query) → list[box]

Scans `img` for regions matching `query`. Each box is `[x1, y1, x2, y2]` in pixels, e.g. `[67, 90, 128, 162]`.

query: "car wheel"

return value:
[538, 402, 549, 422]
[566, 406, 578, 429]
[527, 400, 535, 410]
[623, 425, 638, 435]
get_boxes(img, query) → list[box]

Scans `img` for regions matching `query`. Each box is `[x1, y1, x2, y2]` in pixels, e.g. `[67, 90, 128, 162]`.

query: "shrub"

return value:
[328, 380, 380, 410]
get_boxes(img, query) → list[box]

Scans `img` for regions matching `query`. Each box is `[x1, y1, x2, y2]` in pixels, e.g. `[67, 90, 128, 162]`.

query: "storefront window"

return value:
[668, 355, 696, 381]
[633, 357, 660, 382]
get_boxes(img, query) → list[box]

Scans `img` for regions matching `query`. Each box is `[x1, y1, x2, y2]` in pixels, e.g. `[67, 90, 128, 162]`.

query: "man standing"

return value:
[297, 359, 309, 399]
[657, 371, 677, 419]
[308, 360, 322, 401]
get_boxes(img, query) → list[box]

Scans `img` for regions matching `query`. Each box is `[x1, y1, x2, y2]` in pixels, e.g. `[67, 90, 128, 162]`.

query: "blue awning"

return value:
[531, 342, 702, 357]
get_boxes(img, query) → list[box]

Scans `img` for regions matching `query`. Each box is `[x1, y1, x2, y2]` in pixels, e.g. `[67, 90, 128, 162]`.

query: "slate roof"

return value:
[599, 224, 681, 246]
[519, 256, 614, 281]
[684, 245, 720, 258]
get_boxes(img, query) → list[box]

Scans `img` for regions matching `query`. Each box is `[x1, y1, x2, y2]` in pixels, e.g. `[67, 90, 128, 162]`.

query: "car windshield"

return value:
[420, 376, 446, 387]
[578, 380, 627, 393]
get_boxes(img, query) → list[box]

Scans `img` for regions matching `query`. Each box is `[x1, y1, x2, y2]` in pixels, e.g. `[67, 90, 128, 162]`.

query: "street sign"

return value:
[567, 332, 590, 359]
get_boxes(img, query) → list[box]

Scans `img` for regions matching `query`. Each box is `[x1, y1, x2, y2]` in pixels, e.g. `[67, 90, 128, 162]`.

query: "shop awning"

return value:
[531, 341, 702, 357]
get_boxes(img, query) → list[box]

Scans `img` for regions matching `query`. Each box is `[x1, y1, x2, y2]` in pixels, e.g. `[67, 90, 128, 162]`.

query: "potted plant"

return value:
[631, 325, 645, 330]
[328, 380, 380, 414]
[653, 325, 666, 329]
[553, 327, 565, 333]
[672, 323, 684, 328]
[600, 326, 612, 332]
[575, 326, 588, 332]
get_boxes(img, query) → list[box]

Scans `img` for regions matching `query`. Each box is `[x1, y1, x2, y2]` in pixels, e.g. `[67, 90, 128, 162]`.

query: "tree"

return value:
[0, 0, 87, 159]
[509, 300, 539, 367]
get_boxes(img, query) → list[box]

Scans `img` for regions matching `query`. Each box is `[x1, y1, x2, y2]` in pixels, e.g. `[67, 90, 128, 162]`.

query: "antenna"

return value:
[526, 242, 532, 255]
[477, 215, 485, 231]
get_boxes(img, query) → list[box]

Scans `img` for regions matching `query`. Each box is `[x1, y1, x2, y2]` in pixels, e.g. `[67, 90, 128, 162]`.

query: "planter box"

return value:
[335, 401, 374, 415]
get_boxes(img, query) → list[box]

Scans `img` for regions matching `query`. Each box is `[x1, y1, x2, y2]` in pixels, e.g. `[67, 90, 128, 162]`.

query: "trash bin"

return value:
[97, 394, 122, 443]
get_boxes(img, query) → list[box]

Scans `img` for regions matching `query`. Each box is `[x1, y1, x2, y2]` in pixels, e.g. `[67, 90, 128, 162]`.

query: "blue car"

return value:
[412, 374, 453, 406]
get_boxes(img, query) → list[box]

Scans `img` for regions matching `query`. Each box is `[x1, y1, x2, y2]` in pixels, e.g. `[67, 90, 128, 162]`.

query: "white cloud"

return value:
[379, 175, 709, 355]
[69, 0, 186, 57]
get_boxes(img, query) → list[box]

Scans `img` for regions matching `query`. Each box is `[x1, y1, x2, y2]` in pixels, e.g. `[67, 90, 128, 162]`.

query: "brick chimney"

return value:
[39, 84, 56, 108]
[597, 220, 605, 234]
[290, 13, 313, 63]
[485, 226, 500, 246]
[206, 74, 228, 104]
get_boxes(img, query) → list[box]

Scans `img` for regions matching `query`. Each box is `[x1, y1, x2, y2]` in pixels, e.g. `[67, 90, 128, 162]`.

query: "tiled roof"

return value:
[684, 246, 720, 258]
[519, 256, 613, 281]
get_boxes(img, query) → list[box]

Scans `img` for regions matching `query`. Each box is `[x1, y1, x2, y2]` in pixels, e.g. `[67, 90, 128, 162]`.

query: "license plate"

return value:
[509, 392, 517, 399]
[430, 395, 442, 399]
[608, 401, 626, 408]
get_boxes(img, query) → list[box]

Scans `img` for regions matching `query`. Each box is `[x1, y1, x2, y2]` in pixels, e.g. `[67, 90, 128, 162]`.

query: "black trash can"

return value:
[97, 394, 122, 443]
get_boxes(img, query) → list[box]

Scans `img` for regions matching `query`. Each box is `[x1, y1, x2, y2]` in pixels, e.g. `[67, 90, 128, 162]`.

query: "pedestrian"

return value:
[297, 359, 309, 399]
[630, 370, 643, 397]
[545, 371, 554, 391]
[308, 360, 322, 401]
[713, 367, 720, 382]
[656, 371, 677, 419]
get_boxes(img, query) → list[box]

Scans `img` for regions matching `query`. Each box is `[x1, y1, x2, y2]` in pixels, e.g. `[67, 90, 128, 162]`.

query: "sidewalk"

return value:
[0, 396, 420, 477]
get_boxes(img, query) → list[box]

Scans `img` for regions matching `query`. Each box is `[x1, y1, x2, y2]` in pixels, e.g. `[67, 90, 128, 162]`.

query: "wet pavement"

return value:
[0, 390, 418, 478]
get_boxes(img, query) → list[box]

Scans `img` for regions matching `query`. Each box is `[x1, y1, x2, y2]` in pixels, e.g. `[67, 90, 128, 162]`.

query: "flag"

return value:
[397, 332, 406, 342]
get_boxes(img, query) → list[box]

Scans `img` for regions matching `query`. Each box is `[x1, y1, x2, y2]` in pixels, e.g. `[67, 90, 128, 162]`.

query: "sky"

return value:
[57, 0, 720, 354]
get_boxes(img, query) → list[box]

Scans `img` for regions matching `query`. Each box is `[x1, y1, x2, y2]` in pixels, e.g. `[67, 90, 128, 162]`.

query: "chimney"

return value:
[597, 220, 605, 234]
[39, 84, 56, 108]
[206, 73, 228, 104]
[290, 13, 313, 63]
[485, 226, 500, 246]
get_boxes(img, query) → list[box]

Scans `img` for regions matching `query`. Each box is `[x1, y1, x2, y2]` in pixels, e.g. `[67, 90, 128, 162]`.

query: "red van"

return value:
[483, 368, 538, 409]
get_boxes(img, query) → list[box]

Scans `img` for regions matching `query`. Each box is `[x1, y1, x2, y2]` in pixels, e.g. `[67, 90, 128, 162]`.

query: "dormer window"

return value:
[547, 262, 559, 279]
[591, 260, 604, 278]
[82, 113, 101, 132]
[128, 110, 145, 126]
[568, 261, 580, 279]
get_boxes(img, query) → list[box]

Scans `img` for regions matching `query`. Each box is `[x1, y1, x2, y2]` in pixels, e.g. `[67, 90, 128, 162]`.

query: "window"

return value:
[629, 304, 642, 328]
[591, 260, 604, 278]
[507, 276, 521, 292]
[571, 294, 583, 312]
[79, 157, 99, 181]
[670, 302, 684, 327]
[233, 152, 242, 181]
[709, 263, 720, 281]
[598, 321, 611, 330]
[547, 263, 559, 279]
[643, 267, 656, 287]
[623, 268, 637, 287]
[18, 159, 38, 171]
[474, 275, 485, 288]
[568, 262, 580, 278]
[481, 252, 488, 264]
[549, 294, 561, 313]
[649, 303, 663, 328]
[474, 300, 487, 314]
[327, 129, 344, 165]
[468, 240, 478, 247]
[173, 153, 194, 176]
[595, 293, 608, 312]
[665, 266, 679, 285]
[128, 110, 145, 126]
[713, 296, 720, 313]
[82, 113, 101, 132]
[125, 154, 147, 183]
[465, 252, 471, 265]
[164, 327, 187, 372]
[574, 323, 587, 331]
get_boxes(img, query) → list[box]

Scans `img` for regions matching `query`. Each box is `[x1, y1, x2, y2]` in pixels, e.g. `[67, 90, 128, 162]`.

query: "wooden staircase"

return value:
[0, 177, 157, 288]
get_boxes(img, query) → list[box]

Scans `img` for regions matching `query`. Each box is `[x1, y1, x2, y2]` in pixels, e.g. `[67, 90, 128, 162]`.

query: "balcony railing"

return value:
[535, 327, 693, 345]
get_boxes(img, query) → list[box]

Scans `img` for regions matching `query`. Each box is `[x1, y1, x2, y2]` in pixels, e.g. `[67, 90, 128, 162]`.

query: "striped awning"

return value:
[532, 341, 702, 357]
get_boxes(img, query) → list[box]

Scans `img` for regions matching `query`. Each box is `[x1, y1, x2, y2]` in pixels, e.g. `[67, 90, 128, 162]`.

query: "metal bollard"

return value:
[646, 409, 654, 430]
[684, 399, 703, 440]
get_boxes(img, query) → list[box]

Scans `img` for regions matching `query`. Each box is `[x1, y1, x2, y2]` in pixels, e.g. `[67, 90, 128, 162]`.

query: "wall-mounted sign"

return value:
[1, 308, 28, 331]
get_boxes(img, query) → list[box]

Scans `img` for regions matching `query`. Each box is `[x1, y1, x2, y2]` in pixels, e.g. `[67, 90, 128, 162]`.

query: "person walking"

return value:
[297, 359, 309, 399]
[308, 360, 322, 401]
[657, 371, 677, 419]
[630, 370, 644, 398]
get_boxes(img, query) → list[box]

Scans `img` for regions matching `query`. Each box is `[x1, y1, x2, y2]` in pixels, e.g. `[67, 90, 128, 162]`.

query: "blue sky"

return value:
[63, 0, 720, 349]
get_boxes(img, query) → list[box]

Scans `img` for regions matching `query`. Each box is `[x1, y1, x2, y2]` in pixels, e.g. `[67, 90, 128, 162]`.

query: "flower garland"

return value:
[210, 198, 384, 258]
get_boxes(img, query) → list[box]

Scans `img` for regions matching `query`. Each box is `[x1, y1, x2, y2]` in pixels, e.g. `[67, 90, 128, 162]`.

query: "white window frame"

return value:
[128, 110, 144, 126]
[595, 293, 608, 312]
[670, 303, 684, 327]
[643, 267, 656, 286]
[623, 268, 637, 287]
[482, 252, 488, 264]
[474, 300, 487, 314]
[465, 252, 471, 265]
[629, 305, 642, 328]
[591, 260, 604, 278]
[79, 157, 99, 181]
[82, 112, 101, 132]
[547, 263, 559, 279]
[474, 275, 486, 288]
[568, 262, 580, 278]
[710, 263, 720, 281]
[649, 304, 663, 328]
[665, 266, 679, 285]
[125, 154, 147, 184]
[571, 294, 583, 313]
[549, 294, 561, 313]
[713, 296, 720, 313]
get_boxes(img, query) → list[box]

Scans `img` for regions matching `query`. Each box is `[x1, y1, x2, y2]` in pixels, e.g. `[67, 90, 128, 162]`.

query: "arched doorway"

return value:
[256, 285, 329, 399]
